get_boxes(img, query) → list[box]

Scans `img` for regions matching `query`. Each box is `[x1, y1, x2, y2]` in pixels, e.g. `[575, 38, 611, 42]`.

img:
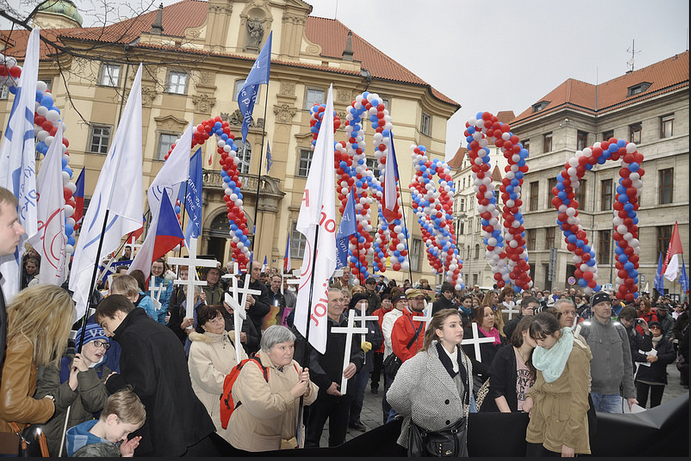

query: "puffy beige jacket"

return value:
[187, 330, 247, 443]
[227, 351, 318, 452]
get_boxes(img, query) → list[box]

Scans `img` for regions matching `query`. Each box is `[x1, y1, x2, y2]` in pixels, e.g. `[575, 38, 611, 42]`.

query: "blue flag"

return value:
[266, 141, 273, 174]
[335, 187, 357, 269]
[680, 256, 689, 294]
[238, 31, 272, 141]
[181, 148, 203, 247]
[654, 252, 665, 295]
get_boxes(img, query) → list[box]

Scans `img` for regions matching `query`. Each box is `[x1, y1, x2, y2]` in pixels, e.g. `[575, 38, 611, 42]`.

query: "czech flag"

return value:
[284, 234, 291, 272]
[151, 190, 184, 262]
[72, 166, 85, 230]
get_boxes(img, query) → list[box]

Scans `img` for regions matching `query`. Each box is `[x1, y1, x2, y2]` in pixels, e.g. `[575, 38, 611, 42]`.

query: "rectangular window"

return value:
[167, 71, 187, 95]
[99, 63, 120, 87]
[291, 222, 307, 258]
[547, 178, 557, 203]
[527, 229, 536, 251]
[543, 133, 553, 153]
[577, 130, 588, 151]
[411, 238, 422, 272]
[0, 86, 7, 99]
[659, 168, 673, 204]
[297, 148, 313, 177]
[474, 244, 480, 259]
[522, 139, 530, 153]
[660, 114, 674, 139]
[629, 123, 642, 144]
[545, 227, 555, 250]
[233, 79, 246, 101]
[420, 113, 431, 136]
[601, 179, 612, 211]
[365, 157, 378, 173]
[460, 198, 465, 212]
[157, 133, 178, 160]
[602, 130, 614, 141]
[598, 230, 611, 265]
[574, 179, 586, 207]
[304, 88, 324, 110]
[657, 226, 673, 256]
[88, 125, 111, 154]
[529, 181, 539, 211]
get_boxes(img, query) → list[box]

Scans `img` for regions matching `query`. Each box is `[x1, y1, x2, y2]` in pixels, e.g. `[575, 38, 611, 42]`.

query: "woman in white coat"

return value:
[187, 304, 247, 443]
[387, 309, 473, 457]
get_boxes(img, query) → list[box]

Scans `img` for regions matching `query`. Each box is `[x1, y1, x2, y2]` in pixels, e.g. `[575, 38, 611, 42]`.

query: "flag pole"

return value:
[177, 181, 189, 259]
[396, 174, 414, 284]
[250, 89, 270, 257]
[296, 225, 320, 446]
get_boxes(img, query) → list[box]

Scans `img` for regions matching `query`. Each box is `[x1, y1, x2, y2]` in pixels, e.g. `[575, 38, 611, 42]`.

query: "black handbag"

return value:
[8, 422, 49, 457]
[408, 416, 468, 457]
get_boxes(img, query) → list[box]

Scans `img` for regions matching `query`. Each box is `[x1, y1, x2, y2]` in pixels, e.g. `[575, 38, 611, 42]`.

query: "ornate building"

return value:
[0, 0, 460, 282]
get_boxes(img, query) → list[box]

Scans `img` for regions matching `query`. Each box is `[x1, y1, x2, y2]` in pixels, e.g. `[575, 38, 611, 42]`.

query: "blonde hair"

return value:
[110, 274, 140, 298]
[6, 285, 75, 367]
[101, 388, 146, 428]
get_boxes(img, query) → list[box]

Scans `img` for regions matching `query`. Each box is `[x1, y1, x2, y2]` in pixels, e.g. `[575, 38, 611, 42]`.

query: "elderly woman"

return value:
[188, 304, 247, 444]
[228, 325, 318, 452]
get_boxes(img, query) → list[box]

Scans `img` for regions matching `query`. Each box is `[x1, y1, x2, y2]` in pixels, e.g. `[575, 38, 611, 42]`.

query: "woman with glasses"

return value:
[187, 304, 248, 444]
[35, 320, 114, 456]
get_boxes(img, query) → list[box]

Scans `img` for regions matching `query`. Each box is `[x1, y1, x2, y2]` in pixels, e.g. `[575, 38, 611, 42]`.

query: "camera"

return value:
[636, 318, 645, 325]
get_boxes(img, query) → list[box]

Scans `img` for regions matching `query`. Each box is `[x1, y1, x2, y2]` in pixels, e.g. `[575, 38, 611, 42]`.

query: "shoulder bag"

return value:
[384, 316, 424, 379]
[407, 354, 471, 457]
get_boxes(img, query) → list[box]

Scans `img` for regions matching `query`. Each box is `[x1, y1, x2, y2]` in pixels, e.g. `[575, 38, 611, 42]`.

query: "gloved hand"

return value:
[361, 341, 372, 353]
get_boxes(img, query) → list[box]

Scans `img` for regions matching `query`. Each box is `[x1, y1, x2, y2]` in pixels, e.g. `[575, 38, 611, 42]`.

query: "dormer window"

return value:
[627, 82, 652, 97]
[532, 101, 550, 113]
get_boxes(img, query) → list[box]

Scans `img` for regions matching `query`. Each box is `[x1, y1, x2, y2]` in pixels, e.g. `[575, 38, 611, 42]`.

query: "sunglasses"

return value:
[91, 340, 111, 350]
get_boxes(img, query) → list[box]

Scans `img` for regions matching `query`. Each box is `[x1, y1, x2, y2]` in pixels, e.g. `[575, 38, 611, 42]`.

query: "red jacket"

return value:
[391, 308, 425, 362]
[372, 306, 393, 354]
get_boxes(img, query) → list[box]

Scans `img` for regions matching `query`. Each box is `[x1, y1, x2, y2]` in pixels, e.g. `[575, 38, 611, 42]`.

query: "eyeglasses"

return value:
[91, 340, 111, 350]
[649, 325, 661, 329]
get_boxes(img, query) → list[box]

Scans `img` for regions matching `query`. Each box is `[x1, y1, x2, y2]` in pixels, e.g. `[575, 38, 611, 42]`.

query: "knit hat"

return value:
[648, 321, 662, 329]
[349, 292, 369, 310]
[590, 291, 611, 308]
[393, 294, 408, 306]
[74, 321, 109, 348]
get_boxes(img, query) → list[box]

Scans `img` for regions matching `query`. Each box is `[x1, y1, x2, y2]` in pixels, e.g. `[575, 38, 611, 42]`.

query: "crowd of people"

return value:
[0, 181, 688, 455]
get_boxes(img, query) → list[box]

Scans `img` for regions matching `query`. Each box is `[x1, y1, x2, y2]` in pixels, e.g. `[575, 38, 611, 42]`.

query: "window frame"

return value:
[88, 124, 112, 154]
[545, 226, 555, 250]
[577, 130, 588, 151]
[297, 148, 313, 178]
[574, 179, 586, 207]
[629, 123, 642, 144]
[167, 71, 188, 95]
[235, 139, 252, 174]
[658, 168, 673, 205]
[290, 221, 307, 258]
[157, 132, 179, 160]
[99, 63, 121, 87]
[304, 88, 325, 110]
[600, 179, 613, 211]
[529, 181, 539, 211]
[598, 229, 611, 265]
[543, 133, 553, 153]
[660, 114, 674, 139]
[527, 229, 536, 251]
[420, 112, 431, 136]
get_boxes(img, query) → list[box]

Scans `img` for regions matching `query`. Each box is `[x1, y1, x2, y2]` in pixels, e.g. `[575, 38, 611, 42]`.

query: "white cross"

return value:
[281, 268, 301, 295]
[168, 237, 219, 318]
[331, 309, 368, 394]
[461, 321, 495, 362]
[501, 303, 521, 321]
[412, 301, 434, 332]
[225, 262, 262, 362]
[148, 277, 163, 312]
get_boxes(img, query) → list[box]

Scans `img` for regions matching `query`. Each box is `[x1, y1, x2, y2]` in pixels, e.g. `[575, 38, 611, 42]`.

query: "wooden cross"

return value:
[331, 309, 368, 394]
[225, 262, 262, 362]
[412, 301, 434, 332]
[167, 237, 219, 318]
[460, 321, 495, 362]
[501, 303, 521, 321]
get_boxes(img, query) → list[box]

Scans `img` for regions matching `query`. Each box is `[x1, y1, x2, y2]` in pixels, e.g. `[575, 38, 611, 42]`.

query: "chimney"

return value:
[151, 3, 164, 35]
[342, 30, 354, 61]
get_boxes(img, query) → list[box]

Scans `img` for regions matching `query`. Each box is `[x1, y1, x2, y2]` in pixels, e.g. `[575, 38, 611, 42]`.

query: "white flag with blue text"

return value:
[69, 64, 144, 320]
[0, 27, 40, 302]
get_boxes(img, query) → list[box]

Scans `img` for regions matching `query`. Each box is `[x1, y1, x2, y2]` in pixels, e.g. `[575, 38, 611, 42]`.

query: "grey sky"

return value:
[4, 0, 689, 160]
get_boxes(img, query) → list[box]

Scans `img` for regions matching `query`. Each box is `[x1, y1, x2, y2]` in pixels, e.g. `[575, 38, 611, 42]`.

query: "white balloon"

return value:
[46, 110, 60, 122]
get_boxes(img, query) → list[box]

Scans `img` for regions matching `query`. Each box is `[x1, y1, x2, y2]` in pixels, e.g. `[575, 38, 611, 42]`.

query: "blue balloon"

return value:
[608, 143, 618, 153]
[617, 139, 626, 148]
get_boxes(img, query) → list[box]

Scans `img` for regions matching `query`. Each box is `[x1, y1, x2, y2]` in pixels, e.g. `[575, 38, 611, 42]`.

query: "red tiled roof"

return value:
[491, 165, 503, 182]
[2, 0, 458, 107]
[512, 51, 689, 124]
[447, 146, 467, 169]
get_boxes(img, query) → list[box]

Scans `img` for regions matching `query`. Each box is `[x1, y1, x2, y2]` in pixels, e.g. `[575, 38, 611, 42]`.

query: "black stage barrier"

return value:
[205, 392, 688, 457]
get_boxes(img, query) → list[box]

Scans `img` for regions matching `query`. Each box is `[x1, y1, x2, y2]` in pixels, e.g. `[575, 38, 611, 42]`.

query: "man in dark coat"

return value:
[240, 261, 272, 339]
[94, 295, 217, 456]
[431, 281, 457, 315]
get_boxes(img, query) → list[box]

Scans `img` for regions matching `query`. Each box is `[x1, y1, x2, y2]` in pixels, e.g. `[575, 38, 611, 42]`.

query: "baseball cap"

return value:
[406, 288, 427, 299]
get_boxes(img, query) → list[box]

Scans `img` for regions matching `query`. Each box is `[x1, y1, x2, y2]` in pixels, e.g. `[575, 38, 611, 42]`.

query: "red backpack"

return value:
[219, 357, 268, 429]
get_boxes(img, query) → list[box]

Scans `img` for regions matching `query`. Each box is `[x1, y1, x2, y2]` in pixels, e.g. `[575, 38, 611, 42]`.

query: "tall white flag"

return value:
[294, 84, 337, 354]
[0, 27, 40, 302]
[27, 124, 66, 286]
[69, 64, 144, 320]
[128, 121, 192, 280]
